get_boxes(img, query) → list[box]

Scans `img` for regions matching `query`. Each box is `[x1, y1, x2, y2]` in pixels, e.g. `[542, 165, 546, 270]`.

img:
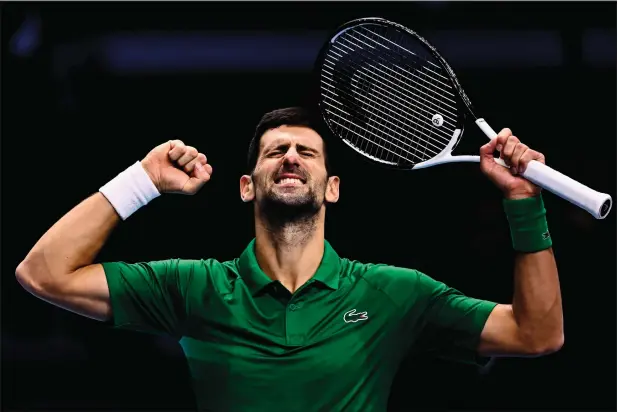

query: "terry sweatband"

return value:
[99, 161, 161, 220]
[503, 194, 552, 253]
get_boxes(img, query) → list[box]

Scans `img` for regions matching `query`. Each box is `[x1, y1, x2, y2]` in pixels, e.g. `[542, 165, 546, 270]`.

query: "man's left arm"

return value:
[477, 129, 564, 357]
[478, 248, 563, 357]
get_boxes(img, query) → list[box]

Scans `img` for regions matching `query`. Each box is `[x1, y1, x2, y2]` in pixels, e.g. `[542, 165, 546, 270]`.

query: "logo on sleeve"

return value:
[343, 309, 368, 323]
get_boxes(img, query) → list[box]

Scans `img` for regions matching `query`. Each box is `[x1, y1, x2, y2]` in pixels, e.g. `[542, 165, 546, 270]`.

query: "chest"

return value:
[180, 281, 404, 374]
[178, 281, 408, 411]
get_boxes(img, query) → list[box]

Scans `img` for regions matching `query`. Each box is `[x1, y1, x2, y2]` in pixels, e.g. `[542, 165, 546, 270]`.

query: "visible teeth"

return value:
[278, 178, 302, 184]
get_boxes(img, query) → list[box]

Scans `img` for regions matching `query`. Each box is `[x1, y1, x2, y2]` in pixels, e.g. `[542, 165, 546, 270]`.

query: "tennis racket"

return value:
[314, 17, 612, 220]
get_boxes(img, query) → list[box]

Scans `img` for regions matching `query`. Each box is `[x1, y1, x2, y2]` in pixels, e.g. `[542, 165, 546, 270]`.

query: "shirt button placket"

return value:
[286, 302, 304, 346]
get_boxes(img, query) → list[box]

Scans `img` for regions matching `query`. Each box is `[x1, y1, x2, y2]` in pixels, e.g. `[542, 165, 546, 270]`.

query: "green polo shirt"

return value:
[102, 239, 497, 411]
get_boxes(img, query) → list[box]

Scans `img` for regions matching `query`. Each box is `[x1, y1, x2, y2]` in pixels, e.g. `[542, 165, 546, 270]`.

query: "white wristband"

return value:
[99, 161, 161, 220]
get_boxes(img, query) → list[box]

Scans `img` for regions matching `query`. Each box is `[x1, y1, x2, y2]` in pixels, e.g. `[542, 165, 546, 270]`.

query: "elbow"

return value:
[526, 333, 565, 357]
[15, 258, 56, 298]
[16, 259, 41, 295]
[546, 332, 565, 354]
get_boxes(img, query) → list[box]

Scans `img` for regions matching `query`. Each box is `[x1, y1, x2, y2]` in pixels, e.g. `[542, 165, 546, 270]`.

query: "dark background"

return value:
[2, 2, 616, 411]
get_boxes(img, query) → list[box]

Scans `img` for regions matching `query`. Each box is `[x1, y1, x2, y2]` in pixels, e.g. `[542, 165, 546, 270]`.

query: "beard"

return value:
[255, 172, 328, 229]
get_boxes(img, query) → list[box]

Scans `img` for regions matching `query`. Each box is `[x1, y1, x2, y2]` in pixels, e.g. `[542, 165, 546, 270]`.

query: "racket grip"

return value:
[520, 161, 612, 219]
[475, 118, 612, 219]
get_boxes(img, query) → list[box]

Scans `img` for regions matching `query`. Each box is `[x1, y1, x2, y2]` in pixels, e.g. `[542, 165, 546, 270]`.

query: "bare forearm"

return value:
[512, 248, 563, 351]
[17, 193, 120, 284]
[479, 137, 565, 356]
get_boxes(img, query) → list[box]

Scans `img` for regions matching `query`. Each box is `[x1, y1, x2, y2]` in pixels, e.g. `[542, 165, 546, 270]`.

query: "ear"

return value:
[325, 176, 340, 203]
[240, 175, 255, 202]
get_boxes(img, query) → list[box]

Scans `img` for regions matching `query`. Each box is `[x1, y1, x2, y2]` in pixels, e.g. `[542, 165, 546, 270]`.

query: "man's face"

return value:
[240, 125, 339, 219]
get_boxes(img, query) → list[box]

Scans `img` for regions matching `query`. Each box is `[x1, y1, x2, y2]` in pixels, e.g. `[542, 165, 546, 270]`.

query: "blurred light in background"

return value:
[9, 13, 41, 57]
[49, 28, 615, 77]
[424, 30, 563, 68]
[582, 29, 617, 67]
[99, 31, 329, 73]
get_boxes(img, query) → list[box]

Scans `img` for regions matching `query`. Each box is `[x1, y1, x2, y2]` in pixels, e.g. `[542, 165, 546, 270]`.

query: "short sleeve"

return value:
[364, 264, 498, 367]
[412, 272, 498, 366]
[102, 259, 197, 338]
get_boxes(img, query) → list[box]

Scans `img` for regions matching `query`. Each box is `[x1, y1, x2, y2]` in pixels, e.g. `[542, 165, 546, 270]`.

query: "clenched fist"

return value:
[141, 140, 212, 195]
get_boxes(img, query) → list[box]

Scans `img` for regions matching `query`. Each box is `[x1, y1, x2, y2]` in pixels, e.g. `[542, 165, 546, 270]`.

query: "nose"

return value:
[282, 148, 301, 167]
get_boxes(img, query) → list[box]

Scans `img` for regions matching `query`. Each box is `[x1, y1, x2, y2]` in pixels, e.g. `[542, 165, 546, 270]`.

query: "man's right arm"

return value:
[15, 139, 212, 323]
[16, 193, 119, 321]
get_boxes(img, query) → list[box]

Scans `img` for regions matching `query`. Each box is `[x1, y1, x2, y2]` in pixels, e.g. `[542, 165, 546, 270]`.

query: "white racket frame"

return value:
[412, 118, 612, 219]
[318, 17, 612, 220]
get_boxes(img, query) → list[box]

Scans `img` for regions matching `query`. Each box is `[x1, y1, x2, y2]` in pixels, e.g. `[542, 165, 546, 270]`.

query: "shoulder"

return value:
[341, 258, 446, 308]
[176, 257, 241, 288]
[102, 257, 240, 289]
[103, 257, 230, 275]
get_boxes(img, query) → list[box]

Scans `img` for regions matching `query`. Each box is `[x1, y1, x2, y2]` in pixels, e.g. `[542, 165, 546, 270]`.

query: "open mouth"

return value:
[274, 175, 306, 185]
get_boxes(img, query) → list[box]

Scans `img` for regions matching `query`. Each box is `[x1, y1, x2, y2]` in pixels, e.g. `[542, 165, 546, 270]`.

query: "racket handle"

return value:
[520, 161, 612, 219]
[475, 118, 612, 220]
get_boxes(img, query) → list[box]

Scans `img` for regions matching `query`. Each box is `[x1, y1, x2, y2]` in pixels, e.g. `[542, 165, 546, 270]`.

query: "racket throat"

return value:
[412, 128, 480, 169]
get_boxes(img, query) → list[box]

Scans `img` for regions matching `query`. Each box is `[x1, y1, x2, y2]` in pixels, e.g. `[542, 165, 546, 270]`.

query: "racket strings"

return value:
[327, 36, 455, 145]
[319, 24, 462, 165]
[322, 47, 454, 144]
[333, 27, 456, 145]
[321, 60, 436, 164]
[322, 60, 441, 163]
[354, 25, 460, 126]
[320, 73, 441, 162]
[353, 27, 458, 112]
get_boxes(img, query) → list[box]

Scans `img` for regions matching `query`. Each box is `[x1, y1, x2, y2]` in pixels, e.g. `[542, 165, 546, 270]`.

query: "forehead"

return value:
[259, 125, 324, 152]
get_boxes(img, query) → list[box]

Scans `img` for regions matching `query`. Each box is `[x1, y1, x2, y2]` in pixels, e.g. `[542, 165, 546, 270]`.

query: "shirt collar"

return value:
[237, 238, 341, 296]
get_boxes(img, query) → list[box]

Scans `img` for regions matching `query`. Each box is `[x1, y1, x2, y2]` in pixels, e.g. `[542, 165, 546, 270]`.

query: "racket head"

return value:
[314, 17, 475, 170]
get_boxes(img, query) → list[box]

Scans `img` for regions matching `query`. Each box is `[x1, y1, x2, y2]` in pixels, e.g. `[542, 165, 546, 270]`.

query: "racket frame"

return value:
[315, 17, 478, 171]
[314, 17, 612, 219]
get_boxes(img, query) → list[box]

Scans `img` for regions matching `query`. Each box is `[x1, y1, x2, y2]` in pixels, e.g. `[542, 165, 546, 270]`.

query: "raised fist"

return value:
[141, 139, 212, 195]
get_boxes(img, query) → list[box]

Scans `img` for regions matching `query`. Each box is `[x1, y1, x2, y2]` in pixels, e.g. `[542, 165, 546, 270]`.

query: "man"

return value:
[16, 107, 563, 411]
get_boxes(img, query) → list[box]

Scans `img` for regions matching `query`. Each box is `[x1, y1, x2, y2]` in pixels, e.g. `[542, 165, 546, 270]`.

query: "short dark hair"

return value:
[247, 107, 332, 175]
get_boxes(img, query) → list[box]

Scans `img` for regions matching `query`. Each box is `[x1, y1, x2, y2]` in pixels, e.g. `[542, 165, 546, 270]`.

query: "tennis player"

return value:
[16, 107, 563, 411]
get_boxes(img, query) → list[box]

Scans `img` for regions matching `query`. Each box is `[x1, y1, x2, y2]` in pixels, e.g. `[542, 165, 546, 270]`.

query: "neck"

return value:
[254, 209, 326, 293]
